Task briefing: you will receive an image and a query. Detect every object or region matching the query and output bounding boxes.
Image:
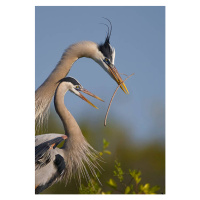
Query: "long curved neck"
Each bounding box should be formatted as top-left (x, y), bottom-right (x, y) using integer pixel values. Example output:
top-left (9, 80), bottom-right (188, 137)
top-left (35, 41), bottom-right (98, 130)
top-left (54, 83), bottom-right (100, 184)
top-left (54, 83), bottom-right (82, 139)
top-left (36, 41), bottom-right (98, 98)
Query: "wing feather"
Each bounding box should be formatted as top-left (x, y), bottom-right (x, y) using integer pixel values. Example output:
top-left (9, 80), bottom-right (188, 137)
top-left (35, 134), bottom-right (67, 168)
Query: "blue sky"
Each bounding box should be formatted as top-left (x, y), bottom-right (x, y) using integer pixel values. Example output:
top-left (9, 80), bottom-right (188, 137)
top-left (35, 6), bottom-right (165, 144)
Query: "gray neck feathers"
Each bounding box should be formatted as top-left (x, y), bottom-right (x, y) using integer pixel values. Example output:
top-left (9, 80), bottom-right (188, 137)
top-left (54, 82), bottom-right (101, 184)
top-left (54, 82), bottom-right (82, 138)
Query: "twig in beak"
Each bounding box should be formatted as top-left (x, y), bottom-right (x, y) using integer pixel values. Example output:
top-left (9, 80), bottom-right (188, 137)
top-left (119, 73), bottom-right (128, 77)
top-left (104, 73), bottom-right (134, 126)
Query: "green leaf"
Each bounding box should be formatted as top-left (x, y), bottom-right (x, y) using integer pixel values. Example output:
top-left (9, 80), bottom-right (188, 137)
top-left (129, 169), bottom-right (141, 184)
top-left (103, 139), bottom-right (109, 149)
top-left (107, 179), bottom-right (117, 188)
top-left (114, 160), bottom-right (124, 182)
top-left (143, 183), bottom-right (150, 190)
top-left (140, 183), bottom-right (150, 194)
top-left (125, 186), bottom-right (131, 194)
top-left (99, 152), bottom-right (103, 156)
top-left (103, 150), bottom-right (111, 155)
top-left (135, 177), bottom-right (141, 184)
top-left (149, 185), bottom-right (160, 194)
top-left (139, 183), bottom-right (160, 194)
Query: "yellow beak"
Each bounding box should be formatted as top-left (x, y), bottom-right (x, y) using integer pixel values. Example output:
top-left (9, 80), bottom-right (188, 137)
top-left (108, 65), bottom-right (129, 94)
top-left (79, 88), bottom-right (104, 109)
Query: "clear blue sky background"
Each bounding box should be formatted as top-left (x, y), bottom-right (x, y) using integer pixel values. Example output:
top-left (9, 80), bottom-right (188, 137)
top-left (35, 6), bottom-right (165, 144)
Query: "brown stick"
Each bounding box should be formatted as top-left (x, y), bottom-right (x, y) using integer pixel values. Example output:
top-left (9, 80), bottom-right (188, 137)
top-left (104, 73), bottom-right (134, 126)
top-left (119, 73), bottom-right (128, 77)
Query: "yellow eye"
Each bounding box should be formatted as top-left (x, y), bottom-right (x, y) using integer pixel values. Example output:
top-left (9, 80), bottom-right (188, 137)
top-left (75, 85), bottom-right (79, 89)
top-left (105, 58), bottom-right (108, 61)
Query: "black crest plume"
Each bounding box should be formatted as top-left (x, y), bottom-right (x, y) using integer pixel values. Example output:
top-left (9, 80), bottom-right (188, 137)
top-left (98, 18), bottom-right (114, 60)
top-left (102, 17), bottom-right (112, 44)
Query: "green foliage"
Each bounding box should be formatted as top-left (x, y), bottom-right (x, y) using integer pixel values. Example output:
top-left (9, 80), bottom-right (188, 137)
top-left (129, 169), bottom-right (141, 184)
top-left (139, 184), bottom-right (160, 194)
top-left (79, 178), bottom-right (102, 194)
top-left (79, 139), bottom-right (160, 194)
top-left (113, 160), bottom-right (124, 182)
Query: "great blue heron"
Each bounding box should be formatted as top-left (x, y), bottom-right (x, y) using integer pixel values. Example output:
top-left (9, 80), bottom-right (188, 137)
top-left (35, 77), bottom-right (103, 194)
top-left (35, 19), bottom-right (129, 132)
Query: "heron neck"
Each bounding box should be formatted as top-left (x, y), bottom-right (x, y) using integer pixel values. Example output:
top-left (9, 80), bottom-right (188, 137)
top-left (54, 85), bottom-right (82, 139)
top-left (35, 41), bottom-right (98, 120)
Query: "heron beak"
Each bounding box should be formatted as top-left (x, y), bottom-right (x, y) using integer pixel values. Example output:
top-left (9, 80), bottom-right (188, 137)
top-left (79, 89), bottom-right (104, 109)
top-left (81, 88), bottom-right (104, 102)
top-left (108, 64), bottom-right (129, 94)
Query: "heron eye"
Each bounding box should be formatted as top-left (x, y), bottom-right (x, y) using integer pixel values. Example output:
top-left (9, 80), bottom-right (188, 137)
top-left (75, 85), bottom-right (80, 89)
top-left (104, 58), bottom-right (110, 65)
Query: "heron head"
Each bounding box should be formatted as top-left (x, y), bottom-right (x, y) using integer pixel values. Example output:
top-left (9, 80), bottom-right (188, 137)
top-left (59, 77), bottom-right (104, 109)
top-left (94, 19), bottom-right (129, 94)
